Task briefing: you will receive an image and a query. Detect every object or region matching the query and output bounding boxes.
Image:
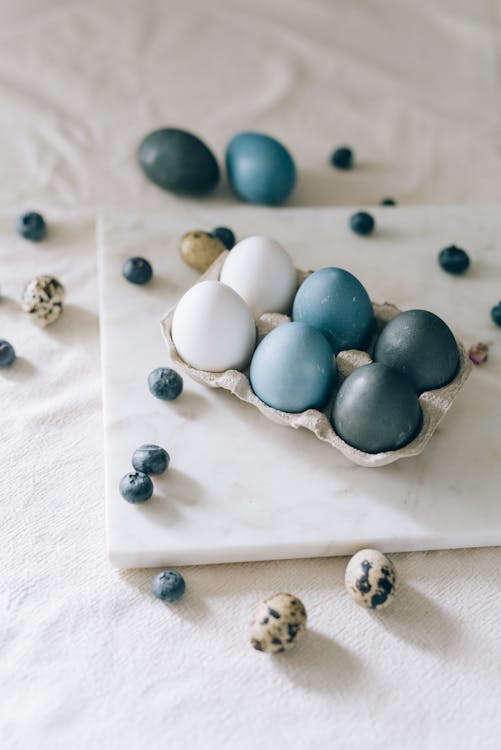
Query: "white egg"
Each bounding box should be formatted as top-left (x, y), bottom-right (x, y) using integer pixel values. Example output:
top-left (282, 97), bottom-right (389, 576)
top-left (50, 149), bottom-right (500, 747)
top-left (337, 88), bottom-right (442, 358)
top-left (219, 235), bottom-right (297, 318)
top-left (171, 280), bottom-right (256, 372)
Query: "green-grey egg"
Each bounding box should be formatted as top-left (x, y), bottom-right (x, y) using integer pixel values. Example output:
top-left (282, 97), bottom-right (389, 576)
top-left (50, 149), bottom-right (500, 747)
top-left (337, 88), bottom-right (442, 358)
top-left (332, 363), bottom-right (422, 453)
top-left (374, 309), bottom-right (460, 393)
top-left (138, 128), bottom-right (220, 195)
top-left (250, 321), bottom-right (336, 413)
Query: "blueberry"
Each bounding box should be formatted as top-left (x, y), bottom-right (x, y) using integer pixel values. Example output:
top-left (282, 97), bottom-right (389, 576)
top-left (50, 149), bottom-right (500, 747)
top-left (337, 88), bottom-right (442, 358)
top-left (148, 367), bottom-right (183, 400)
top-left (0, 339), bottom-right (15, 368)
top-left (330, 146), bottom-right (353, 170)
top-left (123, 257), bottom-right (153, 284)
top-left (119, 471), bottom-right (153, 503)
top-left (381, 198), bottom-right (396, 206)
top-left (350, 211), bottom-right (375, 236)
top-left (132, 444), bottom-right (170, 475)
top-left (16, 212), bottom-right (46, 241)
top-left (491, 302), bottom-right (501, 327)
top-left (152, 570), bottom-right (185, 602)
top-left (211, 226), bottom-right (235, 250)
top-left (438, 245), bottom-right (470, 275)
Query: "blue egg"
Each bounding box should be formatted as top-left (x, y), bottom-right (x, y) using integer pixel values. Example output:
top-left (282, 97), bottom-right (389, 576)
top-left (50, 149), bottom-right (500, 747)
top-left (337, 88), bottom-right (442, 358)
top-left (292, 267), bottom-right (375, 354)
top-left (249, 321), bottom-right (336, 413)
top-left (225, 132), bottom-right (296, 206)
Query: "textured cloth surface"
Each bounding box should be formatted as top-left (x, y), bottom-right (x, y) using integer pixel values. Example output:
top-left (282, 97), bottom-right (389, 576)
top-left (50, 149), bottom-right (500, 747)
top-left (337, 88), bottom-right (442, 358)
top-left (1, 1), bottom-right (501, 748)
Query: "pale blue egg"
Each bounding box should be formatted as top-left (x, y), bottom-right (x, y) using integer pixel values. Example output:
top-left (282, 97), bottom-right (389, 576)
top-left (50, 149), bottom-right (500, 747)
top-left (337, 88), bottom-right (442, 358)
top-left (292, 267), bottom-right (375, 354)
top-left (225, 132), bottom-right (296, 206)
top-left (249, 321), bottom-right (336, 413)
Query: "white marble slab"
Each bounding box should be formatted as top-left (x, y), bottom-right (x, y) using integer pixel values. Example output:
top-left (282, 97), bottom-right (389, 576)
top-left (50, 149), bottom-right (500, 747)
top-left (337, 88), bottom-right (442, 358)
top-left (97, 206), bottom-right (501, 568)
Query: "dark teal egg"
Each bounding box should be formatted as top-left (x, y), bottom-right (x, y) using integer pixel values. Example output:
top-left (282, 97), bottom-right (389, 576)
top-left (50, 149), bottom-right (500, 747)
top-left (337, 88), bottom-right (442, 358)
top-left (292, 267), bottom-right (375, 354)
top-left (332, 363), bottom-right (422, 454)
top-left (374, 309), bottom-right (460, 393)
top-left (249, 322), bottom-right (335, 413)
top-left (138, 128), bottom-right (220, 195)
top-left (225, 132), bottom-right (296, 206)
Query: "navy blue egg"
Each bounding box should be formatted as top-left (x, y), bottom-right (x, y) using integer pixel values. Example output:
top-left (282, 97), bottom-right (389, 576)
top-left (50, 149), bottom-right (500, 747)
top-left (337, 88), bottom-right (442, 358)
top-left (374, 309), bottom-right (460, 393)
top-left (292, 267), bottom-right (375, 354)
top-left (225, 132), bottom-right (296, 206)
top-left (249, 321), bottom-right (335, 413)
top-left (332, 363), bottom-right (422, 454)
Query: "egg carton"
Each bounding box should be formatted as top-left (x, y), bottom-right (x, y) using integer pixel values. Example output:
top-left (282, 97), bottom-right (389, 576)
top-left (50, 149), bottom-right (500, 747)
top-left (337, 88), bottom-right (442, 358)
top-left (160, 252), bottom-right (472, 468)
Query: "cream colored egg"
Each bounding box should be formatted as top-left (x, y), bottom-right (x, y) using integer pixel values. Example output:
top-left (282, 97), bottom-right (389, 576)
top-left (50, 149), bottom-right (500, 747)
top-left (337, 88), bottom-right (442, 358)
top-left (171, 280), bottom-right (256, 372)
top-left (219, 235), bottom-right (297, 318)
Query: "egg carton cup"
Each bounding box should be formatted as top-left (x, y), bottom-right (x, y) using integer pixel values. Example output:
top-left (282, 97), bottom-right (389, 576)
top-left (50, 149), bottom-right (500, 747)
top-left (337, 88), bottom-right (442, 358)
top-left (161, 252), bottom-right (472, 468)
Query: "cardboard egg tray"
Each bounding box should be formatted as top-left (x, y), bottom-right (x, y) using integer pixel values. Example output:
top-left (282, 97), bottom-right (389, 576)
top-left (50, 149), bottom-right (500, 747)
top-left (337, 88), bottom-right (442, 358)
top-left (161, 251), bottom-right (472, 467)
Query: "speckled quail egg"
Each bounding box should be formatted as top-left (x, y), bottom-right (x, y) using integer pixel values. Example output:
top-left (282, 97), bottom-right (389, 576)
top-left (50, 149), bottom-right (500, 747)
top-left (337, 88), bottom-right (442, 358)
top-left (179, 230), bottom-right (226, 273)
top-left (21, 275), bottom-right (65, 326)
top-left (345, 549), bottom-right (396, 610)
top-left (249, 593), bottom-right (307, 654)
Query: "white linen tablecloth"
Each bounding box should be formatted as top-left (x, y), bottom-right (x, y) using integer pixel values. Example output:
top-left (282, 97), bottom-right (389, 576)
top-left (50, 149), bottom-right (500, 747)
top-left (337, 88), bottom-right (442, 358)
top-left (1, 2), bottom-right (501, 748)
